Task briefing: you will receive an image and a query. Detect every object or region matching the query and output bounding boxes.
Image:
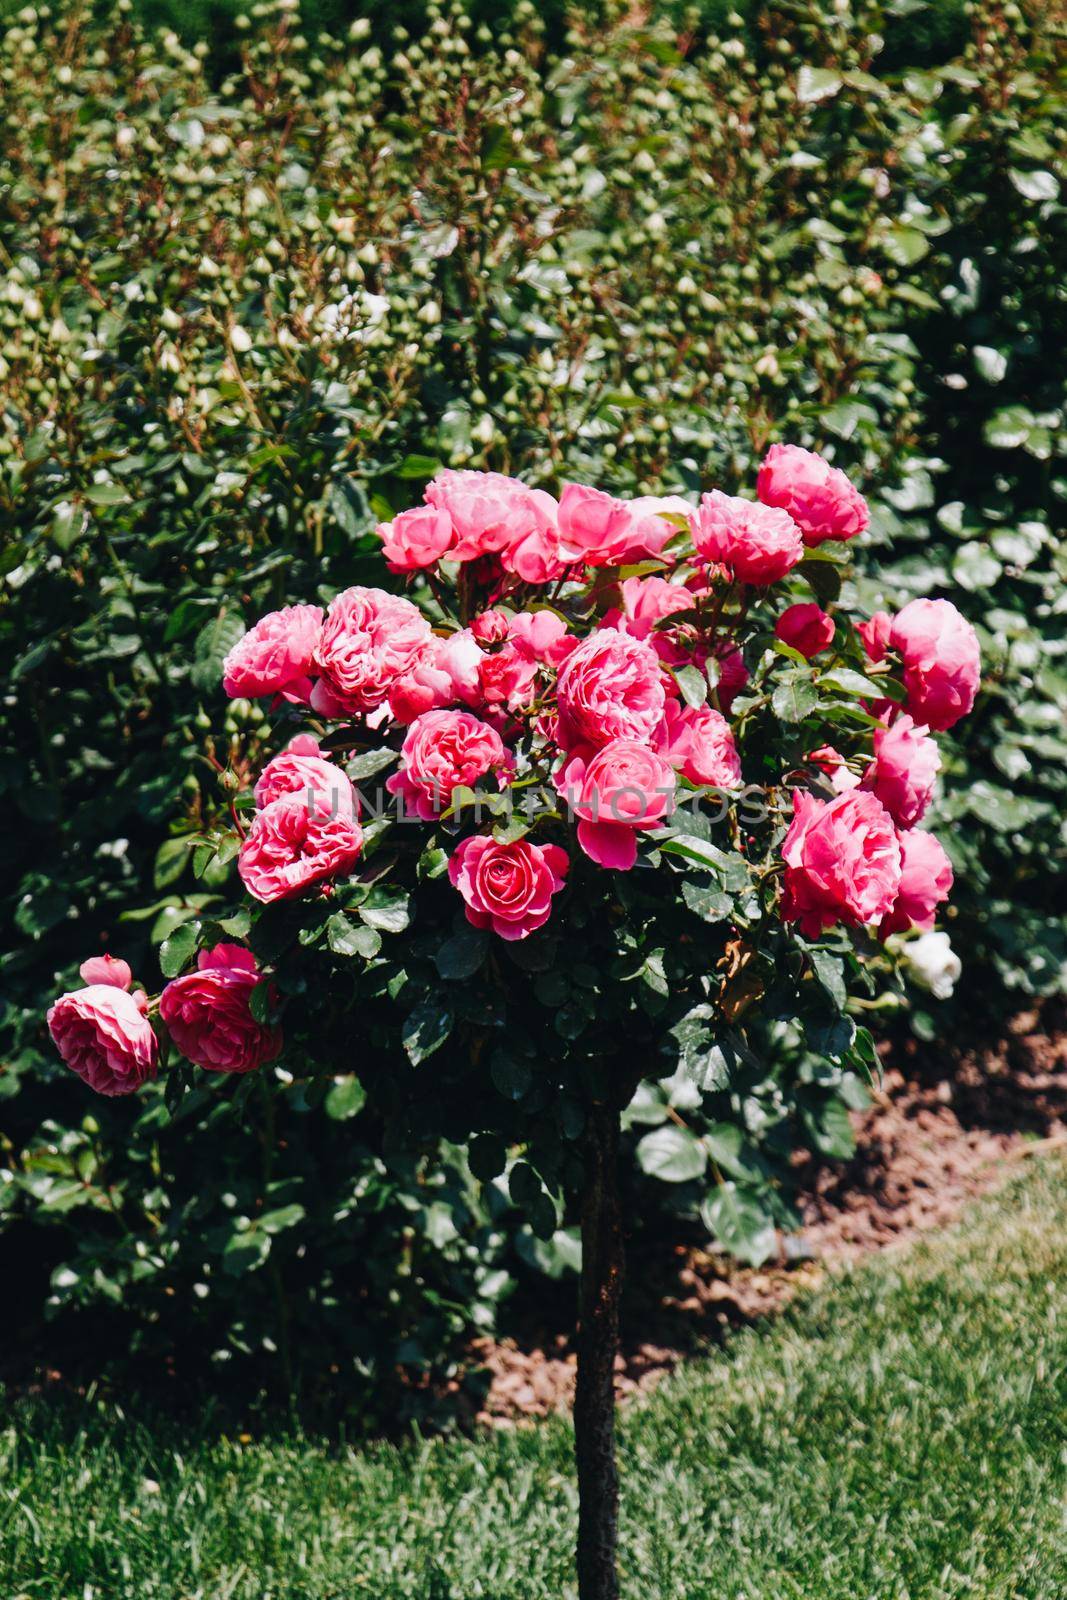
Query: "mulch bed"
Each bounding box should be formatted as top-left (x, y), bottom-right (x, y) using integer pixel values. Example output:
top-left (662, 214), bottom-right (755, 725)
top-left (470, 1003), bottom-right (1067, 1425)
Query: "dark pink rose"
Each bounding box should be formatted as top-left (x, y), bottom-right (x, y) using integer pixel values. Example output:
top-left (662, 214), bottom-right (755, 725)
top-left (775, 602), bottom-right (836, 659)
top-left (558, 739), bottom-right (676, 871)
top-left (712, 640), bottom-right (749, 715)
top-left (160, 944), bottom-right (282, 1073)
top-left (858, 610), bottom-right (892, 662)
top-left (254, 741), bottom-right (356, 816)
top-left (478, 644), bottom-right (539, 722)
top-left (757, 443), bottom-right (869, 546)
top-left (864, 713), bottom-right (940, 828)
top-left (880, 829), bottom-right (954, 938)
top-left (448, 834), bottom-right (569, 940)
top-left (556, 483), bottom-right (673, 567)
top-left (222, 605), bottom-right (323, 702)
top-left (470, 609), bottom-right (511, 645)
top-left (238, 790), bottom-right (364, 903)
top-left (689, 491), bottom-right (804, 585)
top-left (311, 586), bottom-right (435, 718)
top-left (387, 709), bottom-right (510, 820)
top-left (78, 954), bottom-right (133, 989)
top-left (655, 700), bottom-right (741, 789)
top-left (556, 630), bottom-right (665, 751)
top-left (889, 598), bottom-right (981, 731)
top-left (780, 788), bottom-right (902, 937)
top-left (47, 985), bottom-right (157, 1097)
top-left (379, 505), bottom-right (455, 571)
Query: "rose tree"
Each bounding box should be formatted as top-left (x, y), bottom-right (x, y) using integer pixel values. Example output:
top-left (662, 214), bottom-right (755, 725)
top-left (46, 446), bottom-right (979, 1600)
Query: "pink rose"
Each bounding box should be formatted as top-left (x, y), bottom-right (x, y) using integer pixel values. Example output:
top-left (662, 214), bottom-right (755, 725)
top-left (556, 483), bottom-right (672, 567)
top-left (507, 610), bottom-right (574, 667)
top-left (425, 470), bottom-right (556, 566)
top-left (858, 610), bottom-right (892, 662)
top-left (47, 985), bottom-right (158, 1097)
top-left (448, 834), bottom-right (569, 940)
top-left (478, 644), bottom-right (539, 722)
top-left (238, 790), bottom-right (364, 903)
top-left (556, 630), bottom-right (665, 751)
top-left (78, 954), bottom-right (133, 989)
top-left (558, 739), bottom-right (676, 870)
top-left (254, 740), bottom-right (356, 816)
top-left (775, 602), bottom-right (836, 659)
top-left (603, 575), bottom-right (693, 642)
top-left (655, 700), bottom-right (741, 789)
top-left (808, 745), bottom-right (861, 794)
top-left (159, 943), bottom-right (282, 1073)
top-left (756, 443), bottom-right (869, 546)
top-left (689, 491), bottom-right (804, 586)
top-left (222, 604), bottom-right (323, 702)
top-left (386, 709), bottom-right (510, 820)
top-left (780, 788), bottom-right (902, 937)
top-left (880, 829), bottom-right (953, 938)
top-left (712, 640), bottom-right (749, 716)
top-left (311, 586), bottom-right (434, 719)
top-left (864, 713), bottom-right (940, 829)
top-left (889, 598), bottom-right (981, 731)
top-left (379, 505), bottom-right (455, 571)
top-left (470, 609), bottom-right (511, 645)
top-left (499, 489), bottom-right (566, 584)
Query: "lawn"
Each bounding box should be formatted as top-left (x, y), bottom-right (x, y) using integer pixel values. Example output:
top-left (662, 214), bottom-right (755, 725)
top-left (3, 1152), bottom-right (1065, 1599)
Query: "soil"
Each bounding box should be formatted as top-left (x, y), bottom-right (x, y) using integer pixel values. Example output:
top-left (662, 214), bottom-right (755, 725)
top-left (469, 1004), bottom-right (1067, 1426)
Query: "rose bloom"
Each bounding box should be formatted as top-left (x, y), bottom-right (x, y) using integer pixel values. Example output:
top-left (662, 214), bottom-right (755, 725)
top-left (448, 833), bottom-right (569, 940)
top-left (222, 604), bottom-right (323, 702)
top-left (47, 984), bottom-right (158, 1097)
top-left (889, 598), bottom-right (981, 731)
top-left (775, 602), bottom-right (836, 659)
top-left (238, 790), bottom-right (364, 903)
top-left (558, 739), bottom-right (676, 871)
top-left (865, 713), bottom-right (940, 829)
top-left (858, 610), bottom-right (892, 661)
top-left (655, 700), bottom-right (742, 790)
top-left (499, 489), bottom-right (566, 584)
top-left (780, 788), bottom-right (902, 937)
top-left (379, 504), bottom-right (455, 571)
top-left (311, 586), bottom-right (434, 718)
top-left (78, 954), bottom-right (133, 989)
top-left (425, 470), bottom-right (557, 566)
top-left (254, 740), bottom-right (356, 816)
top-left (387, 709), bottom-right (510, 820)
top-left (556, 483), bottom-right (673, 567)
top-left (689, 491), bottom-right (804, 586)
top-left (159, 943), bottom-right (282, 1073)
top-left (603, 575), bottom-right (693, 642)
top-left (880, 829), bottom-right (954, 938)
top-left (556, 630), bottom-right (665, 751)
top-left (808, 744), bottom-right (861, 795)
top-left (757, 443), bottom-right (869, 546)
top-left (470, 609), bottom-right (511, 645)
top-left (507, 609), bottom-right (575, 667)
top-left (477, 643), bottom-right (540, 722)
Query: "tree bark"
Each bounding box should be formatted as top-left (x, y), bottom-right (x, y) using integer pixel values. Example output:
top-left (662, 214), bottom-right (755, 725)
top-left (574, 1099), bottom-right (624, 1600)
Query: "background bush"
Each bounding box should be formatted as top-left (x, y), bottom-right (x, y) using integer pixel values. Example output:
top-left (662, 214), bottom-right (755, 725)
top-left (0, 0), bottom-right (1063, 1417)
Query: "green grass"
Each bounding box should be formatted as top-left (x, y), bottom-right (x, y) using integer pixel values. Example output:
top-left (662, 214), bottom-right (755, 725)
top-left (4, 1155), bottom-right (1066, 1600)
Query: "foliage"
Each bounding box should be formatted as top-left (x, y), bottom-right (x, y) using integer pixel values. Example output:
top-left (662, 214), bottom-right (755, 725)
top-left (3, 1153), bottom-right (1066, 1598)
top-left (0, 0), bottom-right (1063, 1402)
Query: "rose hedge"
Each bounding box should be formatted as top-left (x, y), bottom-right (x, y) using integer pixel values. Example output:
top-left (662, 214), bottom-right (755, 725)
top-left (0, 0), bottom-right (1062, 1408)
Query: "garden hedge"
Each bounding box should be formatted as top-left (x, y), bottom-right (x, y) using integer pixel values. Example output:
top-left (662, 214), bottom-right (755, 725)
top-left (0, 0), bottom-right (1063, 1417)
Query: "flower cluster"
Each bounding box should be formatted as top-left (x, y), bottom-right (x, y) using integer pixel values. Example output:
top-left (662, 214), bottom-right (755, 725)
top-left (47, 446), bottom-right (980, 1093)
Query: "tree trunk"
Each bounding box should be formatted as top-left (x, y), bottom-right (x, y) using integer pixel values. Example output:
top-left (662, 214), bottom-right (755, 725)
top-left (574, 1099), bottom-right (624, 1600)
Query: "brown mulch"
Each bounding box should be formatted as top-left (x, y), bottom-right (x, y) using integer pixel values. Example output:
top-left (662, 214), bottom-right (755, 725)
top-left (469, 1005), bottom-right (1067, 1426)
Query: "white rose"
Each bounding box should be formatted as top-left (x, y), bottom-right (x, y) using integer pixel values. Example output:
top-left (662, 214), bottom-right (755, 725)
top-left (904, 931), bottom-right (961, 1000)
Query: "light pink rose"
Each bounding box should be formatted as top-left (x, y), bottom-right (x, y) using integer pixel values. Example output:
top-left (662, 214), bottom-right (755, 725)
top-left (238, 790), bottom-right (364, 903)
top-left (379, 505), bottom-right (455, 571)
top-left (311, 586), bottom-right (434, 718)
top-left (689, 491), bottom-right (804, 586)
top-left (858, 610), bottom-right (892, 662)
top-left (864, 713), bottom-right (940, 828)
top-left (47, 985), bottom-right (158, 1097)
top-left (655, 700), bottom-right (741, 790)
top-left (880, 829), bottom-right (953, 938)
top-left (775, 602), bottom-right (836, 659)
top-left (556, 630), bottom-right (665, 751)
top-left (603, 575), bottom-right (693, 642)
top-left (757, 443), bottom-right (869, 546)
top-left (386, 709), bottom-right (510, 820)
top-left (556, 483), bottom-right (672, 567)
top-left (254, 740), bottom-right (356, 816)
top-left (558, 739), bottom-right (676, 871)
top-left (889, 598), bottom-right (981, 731)
top-left (425, 470), bottom-right (556, 566)
top-left (222, 604), bottom-right (323, 702)
top-left (448, 834), bottom-right (569, 940)
top-left (159, 944), bottom-right (282, 1073)
top-left (507, 610), bottom-right (574, 667)
top-left (499, 488), bottom-right (566, 584)
top-left (78, 954), bottom-right (133, 990)
top-left (780, 788), bottom-right (902, 937)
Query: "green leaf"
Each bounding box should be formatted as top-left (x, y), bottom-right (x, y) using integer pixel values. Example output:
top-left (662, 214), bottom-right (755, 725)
top-left (258, 1203), bottom-right (306, 1235)
top-left (345, 747), bottom-right (396, 781)
top-left (324, 1075), bottom-right (367, 1120)
top-left (701, 1184), bottom-right (777, 1266)
top-left (468, 1133), bottom-right (508, 1182)
top-left (159, 921), bottom-right (199, 978)
top-left (395, 453), bottom-right (441, 479)
top-left (635, 1125), bottom-right (707, 1184)
top-left (435, 926), bottom-right (489, 980)
top-left (191, 610), bottom-right (245, 694)
top-left (878, 224), bottom-right (930, 267)
top-left (798, 557), bottom-right (842, 606)
top-left (803, 1096), bottom-right (856, 1161)
top-left (1008, 168), bottom-right (1058, 202)
top-left (818, 667), bottom-right (887, 699)
top-left (402, 999), bottom-right (453, 1065)
top-left (359, 890), bottom-right (411, 934)
top-left (809, 949), bottom-right (847, 1011)
top-left (490, 1045), bottom-right (533, 1101)
top-left (796, 66), bottom-right (842, 104)
top-left (681, 881), bottom-right (733, 923)
top-left (771, 675), bottom-right (819, 723)
top-left (674, 664), bottom-right (707, 709)
top-left (326, 912), bottom-right (380, 959)
top-left (153, 837), bottom-right (190, 890)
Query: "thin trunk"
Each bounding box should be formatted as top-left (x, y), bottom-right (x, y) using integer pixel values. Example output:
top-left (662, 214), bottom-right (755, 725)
top-left (574, 1099), bottom-right (623, 1600)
